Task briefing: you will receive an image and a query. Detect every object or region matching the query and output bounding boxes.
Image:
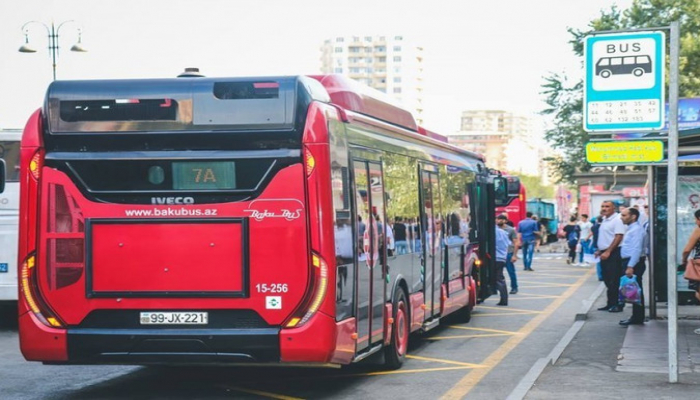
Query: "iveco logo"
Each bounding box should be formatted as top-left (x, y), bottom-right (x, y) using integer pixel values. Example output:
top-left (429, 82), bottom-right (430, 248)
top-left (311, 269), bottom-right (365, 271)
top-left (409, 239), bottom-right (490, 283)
top-left (151, 197), bottom-right (195, 205)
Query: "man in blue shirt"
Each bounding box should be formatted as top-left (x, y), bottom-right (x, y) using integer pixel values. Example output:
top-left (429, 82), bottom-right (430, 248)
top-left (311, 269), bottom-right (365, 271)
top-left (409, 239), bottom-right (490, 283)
top-left (517, 212), bottom-right (539, 271)
top-left (618, 207), bottom-right (646, 326)
top-left (494, 224), bottom-right (511, 306)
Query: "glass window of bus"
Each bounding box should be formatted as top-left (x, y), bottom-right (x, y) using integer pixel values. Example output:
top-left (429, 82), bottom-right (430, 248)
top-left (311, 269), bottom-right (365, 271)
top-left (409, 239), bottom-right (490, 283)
top-left (623, 57), bottom-right (636, 65)
top-left (636, 56), bottom-right (650, 64)
top-left (0, 141), bottom-right (20, 182)
top-left (384, 153), bottom-right (420, 256)
top-left (598, 58), bottom-right (610, 66)
top-left (611, 58), bottom-right (622, 66)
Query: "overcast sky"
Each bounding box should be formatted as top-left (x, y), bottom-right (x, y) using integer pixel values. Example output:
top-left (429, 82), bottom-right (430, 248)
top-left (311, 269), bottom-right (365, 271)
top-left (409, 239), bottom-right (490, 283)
top-left (0, 0), bottom-right (632, 134)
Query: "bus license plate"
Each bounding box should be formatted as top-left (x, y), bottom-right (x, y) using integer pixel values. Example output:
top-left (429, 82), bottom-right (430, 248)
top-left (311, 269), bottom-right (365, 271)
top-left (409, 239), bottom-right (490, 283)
top-left (139, 312), bottom-right (208, 325)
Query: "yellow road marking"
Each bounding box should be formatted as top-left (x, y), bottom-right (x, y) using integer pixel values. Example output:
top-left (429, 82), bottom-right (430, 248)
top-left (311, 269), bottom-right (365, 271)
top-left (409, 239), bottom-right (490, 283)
top-left (509, 296), bottom-right (561, 300)
top-left (406, 354), bottom-right (486, 368)
top-left (471, 312), bottom-right (541, 317)
top-left (429, 333), bottom-right (512, 340)
top-left (351, 366), bottom-right (474, 376)
top-left (225, 386), bottom-right (305, 400)
top-left (510, 293), bottom-right (561, 299)
top-left (478, 305), bottom-right (543, 313)
top-left (440, 267), bottom-right (594, 400)
top-left (517, 280), bottom-right (575, 287)
top-left (447, 326), bottom-right (519, 335)
top-left (524, 272), bottom-right (587, 278)
top-left (518, 285), bottom-right (574, 289)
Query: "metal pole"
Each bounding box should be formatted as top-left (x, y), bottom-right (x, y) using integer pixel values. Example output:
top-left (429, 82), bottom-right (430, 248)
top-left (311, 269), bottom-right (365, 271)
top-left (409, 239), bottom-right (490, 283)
top-left (648, 165), bottom-right (656, 319)
top-left (50, 22), bottom-right (57, 81)
top-left (667, 20), bottom-right (680, 383)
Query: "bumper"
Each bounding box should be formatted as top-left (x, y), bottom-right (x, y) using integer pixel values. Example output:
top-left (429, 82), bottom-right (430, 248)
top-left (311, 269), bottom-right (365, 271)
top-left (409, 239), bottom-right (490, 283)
top-left (64, 327), bottom-right (280, 365)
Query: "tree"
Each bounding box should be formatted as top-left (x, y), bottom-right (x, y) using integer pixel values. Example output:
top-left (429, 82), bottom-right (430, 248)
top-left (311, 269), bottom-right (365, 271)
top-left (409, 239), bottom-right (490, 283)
top-left (519, 175), bottom-right (555, 200)
top-left (542, 0), bottom-right (700, 183)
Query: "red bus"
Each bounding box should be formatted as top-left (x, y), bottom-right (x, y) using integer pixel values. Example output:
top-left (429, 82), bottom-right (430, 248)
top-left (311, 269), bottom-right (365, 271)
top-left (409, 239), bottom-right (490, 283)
top-left (495, 175), bottom-right (526, 226)
top-left (11, 73), bottom-right (504, 369)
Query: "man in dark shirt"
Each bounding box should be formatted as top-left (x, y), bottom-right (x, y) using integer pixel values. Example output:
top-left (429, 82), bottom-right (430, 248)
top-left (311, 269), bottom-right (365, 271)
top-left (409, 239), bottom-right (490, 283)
top-left (393, 217), bottom-right (408, 254)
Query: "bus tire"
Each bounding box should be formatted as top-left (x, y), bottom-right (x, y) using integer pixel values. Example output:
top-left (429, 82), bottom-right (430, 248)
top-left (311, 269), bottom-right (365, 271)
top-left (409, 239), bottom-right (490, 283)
top-left (633, 68), bottom-right (644, 77)
top-left (384, 288), bottom-right (409, 369)
top-left (455, 303), bottom-right (472, 323)
top-left (600, 70), bottom-right (611, 78)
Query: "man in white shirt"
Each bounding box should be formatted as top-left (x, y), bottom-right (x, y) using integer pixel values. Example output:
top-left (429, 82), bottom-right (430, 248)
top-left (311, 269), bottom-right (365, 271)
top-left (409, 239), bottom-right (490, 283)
top-left (577, 214), bottom-right (593, 266)
top-left (618, 207), bottom-right (646, 326)
top-left (595, 201), bottom-right (627, 312)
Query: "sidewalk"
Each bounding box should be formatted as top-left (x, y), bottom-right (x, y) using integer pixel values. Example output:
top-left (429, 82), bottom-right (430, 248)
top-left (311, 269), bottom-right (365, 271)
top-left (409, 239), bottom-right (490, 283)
top-left (526, 277), bottom-right (700, 399)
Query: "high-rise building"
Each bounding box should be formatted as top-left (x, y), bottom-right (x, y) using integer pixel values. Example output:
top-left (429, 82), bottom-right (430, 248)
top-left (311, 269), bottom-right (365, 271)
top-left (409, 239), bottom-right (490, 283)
top-left (448, 110), bottom-right (548, 179)
top-left (320, 36), bottom-right (424, 123)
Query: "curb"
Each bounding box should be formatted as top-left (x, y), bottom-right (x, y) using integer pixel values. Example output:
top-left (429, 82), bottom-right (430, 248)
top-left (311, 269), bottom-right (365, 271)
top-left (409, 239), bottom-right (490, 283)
top-left (506, 282), bottom-right (606, 400)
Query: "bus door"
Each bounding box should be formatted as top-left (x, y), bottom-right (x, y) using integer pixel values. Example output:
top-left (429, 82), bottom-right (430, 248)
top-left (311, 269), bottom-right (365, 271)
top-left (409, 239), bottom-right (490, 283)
top-left (352, 159), bottom-right (386, 352)
top-left (0, 132), bottom-right (20, 302)
top-left (420, 166), bottom-right (442, 320)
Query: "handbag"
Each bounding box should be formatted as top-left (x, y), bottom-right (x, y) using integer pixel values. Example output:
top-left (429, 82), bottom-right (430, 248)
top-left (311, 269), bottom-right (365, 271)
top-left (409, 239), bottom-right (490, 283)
top-left (684, 257), bottom-right (700, 281)
top-left (619, 275), bottom-right (642, 305)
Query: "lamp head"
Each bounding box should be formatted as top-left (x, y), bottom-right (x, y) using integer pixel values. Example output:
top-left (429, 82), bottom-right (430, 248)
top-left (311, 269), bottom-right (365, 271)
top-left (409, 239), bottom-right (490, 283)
top-left (18, 33), bottom-right (36, 53)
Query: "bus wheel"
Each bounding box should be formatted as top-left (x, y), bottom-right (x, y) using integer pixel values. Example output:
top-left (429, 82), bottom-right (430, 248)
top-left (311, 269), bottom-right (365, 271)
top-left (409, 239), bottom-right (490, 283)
top-left (633, 68), bottom-right (644, 77)
top-left (455, 303), bottom-right (472, 323)
top-left (600, 70), bottom-right (611, 78)
top-left (384, 289), bottom-right (409, 369)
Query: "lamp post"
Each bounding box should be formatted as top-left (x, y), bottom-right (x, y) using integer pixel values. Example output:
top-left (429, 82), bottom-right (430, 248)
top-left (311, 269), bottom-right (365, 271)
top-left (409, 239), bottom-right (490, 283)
top-left (19, 20), bottom-right (87, 81)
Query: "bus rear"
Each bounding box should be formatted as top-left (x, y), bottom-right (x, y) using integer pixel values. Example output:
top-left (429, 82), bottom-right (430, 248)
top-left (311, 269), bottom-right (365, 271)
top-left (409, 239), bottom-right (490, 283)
top-left (0, 130), bottom-right (21, 302)
top-left (18, 76), bottom-right (341, 365)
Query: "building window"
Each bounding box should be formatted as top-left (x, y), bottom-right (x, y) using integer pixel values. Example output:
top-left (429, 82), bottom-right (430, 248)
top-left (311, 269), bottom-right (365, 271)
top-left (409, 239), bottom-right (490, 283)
top-left (393, 88), bottom-right (402, 94)
top-left (334, 68), bottom-right (344, 73)
top-left (365, 36), bottom-right (373, 42)
top-left (393, 56), bottom-right (402, 62)
top-left (349, 47), bottom-right (360, 53)
top-left (334, 47), bottom-right (343, 53)
top-left (393, 77), bottom-right (402, 83)
top-left (336, 37), bottom-right (344, 42)
top-left (366, 57), bottom-right (373, 63)
top-left (378, 56), bottom-right (386, 63)
top-left (352, 36), bottom-right (359, 42)
top-left (393, 46), bottom-right (402, 51)
top-left (375, 46), bottom-right (386, 52)
top-left (394, 36), bottom-right (403, 40)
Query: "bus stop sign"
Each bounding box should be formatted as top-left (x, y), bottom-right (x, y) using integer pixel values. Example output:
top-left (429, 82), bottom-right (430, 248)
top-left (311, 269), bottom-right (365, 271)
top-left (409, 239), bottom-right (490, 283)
top-left (584, 31), bottom-right (666, 132)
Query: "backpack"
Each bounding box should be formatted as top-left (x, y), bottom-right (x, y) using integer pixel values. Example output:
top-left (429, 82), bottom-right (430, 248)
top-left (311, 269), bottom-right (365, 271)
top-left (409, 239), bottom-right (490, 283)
top-left (567, 226), bottom-right (579, 243)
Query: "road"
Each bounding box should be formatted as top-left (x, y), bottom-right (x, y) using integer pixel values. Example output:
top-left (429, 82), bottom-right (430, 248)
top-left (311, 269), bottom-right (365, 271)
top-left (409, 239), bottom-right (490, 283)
top-left (0, 253), bottom-right (600, 400)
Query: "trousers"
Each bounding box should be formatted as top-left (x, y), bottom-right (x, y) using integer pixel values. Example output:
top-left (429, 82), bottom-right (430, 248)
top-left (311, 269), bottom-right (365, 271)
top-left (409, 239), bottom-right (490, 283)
top-left (621, 257), bottom-right (646, 322)
top-left (601, 247), bottom-right (623, 307)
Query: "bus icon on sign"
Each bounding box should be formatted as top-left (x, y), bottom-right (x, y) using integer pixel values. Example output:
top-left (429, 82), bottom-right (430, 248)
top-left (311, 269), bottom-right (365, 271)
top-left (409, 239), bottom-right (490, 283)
top-left (596, 55), bottom-right (652, 78)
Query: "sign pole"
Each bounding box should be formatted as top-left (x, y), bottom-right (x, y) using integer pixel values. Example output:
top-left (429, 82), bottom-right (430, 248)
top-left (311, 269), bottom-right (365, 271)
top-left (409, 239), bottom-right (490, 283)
top-left (667, 20), bottom-right (679, 383)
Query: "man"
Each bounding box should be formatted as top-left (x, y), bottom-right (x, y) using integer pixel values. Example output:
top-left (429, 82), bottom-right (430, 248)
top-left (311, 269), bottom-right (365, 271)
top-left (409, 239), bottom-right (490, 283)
top-left (577, 214), bottom-right (593, 266)
top-left (497, 214), bottom-right (519, 294)
top-left (595, 201), bottom-right (627, 312)
top-left (517, 212), bottom-right (539, 271)
top-left (494, 223), bottom-right (511, 306)
top-left (619, 207), bottom-right (646, 326)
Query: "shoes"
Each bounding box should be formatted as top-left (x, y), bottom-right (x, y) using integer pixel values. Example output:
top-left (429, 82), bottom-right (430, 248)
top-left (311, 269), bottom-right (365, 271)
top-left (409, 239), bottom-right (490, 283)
top-left (608, 306), bottom-right (624, 313)
top-left (597, 305), bottom-right (612, 311)
top-left (619, 319), bottom-right (644, 326)
top-left (566, 259), bottom-right (570, 264)
top-left (510, 289), bottom-right (518, 294)
top-left (527, 268), bottom-right (534, 271)
top-left (496, 301), bottom-right (508, 306)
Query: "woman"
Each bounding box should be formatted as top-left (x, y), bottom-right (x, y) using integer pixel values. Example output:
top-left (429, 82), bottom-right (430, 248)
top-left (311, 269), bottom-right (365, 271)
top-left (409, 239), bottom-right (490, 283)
top-left (681, 209), bottom-right (700, 307)
top-left (562, 216), bottom-right (581, 265)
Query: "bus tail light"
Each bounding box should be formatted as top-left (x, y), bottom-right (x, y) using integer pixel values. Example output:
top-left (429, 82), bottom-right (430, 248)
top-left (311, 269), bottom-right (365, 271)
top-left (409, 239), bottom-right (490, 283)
top-left (29, 150), bottom-right (43, 181)
top-left (305, 147), bottom-right (316, 177)
top-left (284, 252), bottom-right (328, 328)
top-left (20, 253), bottom-right (63, 328)
top-left (46, 184), bottom-right (85, 290)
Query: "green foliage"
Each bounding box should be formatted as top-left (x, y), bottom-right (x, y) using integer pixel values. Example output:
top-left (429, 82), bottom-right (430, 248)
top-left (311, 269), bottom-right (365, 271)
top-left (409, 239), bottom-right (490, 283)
top-left (542, 0), bottom-right (700, 183)
top-left (519, 175), bottom-right (555, 199)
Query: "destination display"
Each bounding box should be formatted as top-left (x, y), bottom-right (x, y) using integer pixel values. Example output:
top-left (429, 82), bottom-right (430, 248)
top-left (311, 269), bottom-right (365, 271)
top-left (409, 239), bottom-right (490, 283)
top-left (172, 161), bottom-right (237, 190)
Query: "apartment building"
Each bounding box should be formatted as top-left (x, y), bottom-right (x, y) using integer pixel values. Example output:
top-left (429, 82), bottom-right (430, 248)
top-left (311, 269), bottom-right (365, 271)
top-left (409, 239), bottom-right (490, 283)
top-left (320, 35), bottom-right (424, 122)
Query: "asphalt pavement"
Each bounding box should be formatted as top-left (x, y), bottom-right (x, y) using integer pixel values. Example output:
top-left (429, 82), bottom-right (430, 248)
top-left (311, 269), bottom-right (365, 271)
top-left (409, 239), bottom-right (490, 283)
top-left (525, 247), bottom-right (700, 399)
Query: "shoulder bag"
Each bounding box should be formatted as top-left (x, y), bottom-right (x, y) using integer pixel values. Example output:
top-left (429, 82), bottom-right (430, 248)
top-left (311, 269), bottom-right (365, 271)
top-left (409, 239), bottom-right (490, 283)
top-left (684, 254), bottom-right (700, 281)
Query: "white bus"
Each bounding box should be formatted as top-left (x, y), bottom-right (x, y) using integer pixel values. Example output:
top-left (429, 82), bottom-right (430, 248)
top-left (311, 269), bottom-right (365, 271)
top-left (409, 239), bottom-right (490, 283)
top-left (0, 130), bottom-right (21, 302)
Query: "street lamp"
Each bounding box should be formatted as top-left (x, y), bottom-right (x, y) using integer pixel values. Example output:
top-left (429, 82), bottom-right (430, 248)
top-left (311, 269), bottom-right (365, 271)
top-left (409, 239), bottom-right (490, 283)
top-left (19, 20), bottom-right (87, 81)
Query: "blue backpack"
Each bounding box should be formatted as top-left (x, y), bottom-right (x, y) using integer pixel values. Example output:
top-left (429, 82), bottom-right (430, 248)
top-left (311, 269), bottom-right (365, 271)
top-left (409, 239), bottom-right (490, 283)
top-left (567, 227), bottom-right (579, 244)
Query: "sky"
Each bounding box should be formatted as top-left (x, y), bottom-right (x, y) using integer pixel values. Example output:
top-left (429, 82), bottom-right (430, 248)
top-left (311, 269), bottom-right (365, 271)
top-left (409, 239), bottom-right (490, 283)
top-left (0, 0), bottom-right (633, 135)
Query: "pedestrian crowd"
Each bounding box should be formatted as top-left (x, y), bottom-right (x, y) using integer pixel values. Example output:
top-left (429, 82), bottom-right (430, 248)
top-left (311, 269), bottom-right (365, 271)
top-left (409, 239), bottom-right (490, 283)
top-left (496, 201), bottom-right (651, 327)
